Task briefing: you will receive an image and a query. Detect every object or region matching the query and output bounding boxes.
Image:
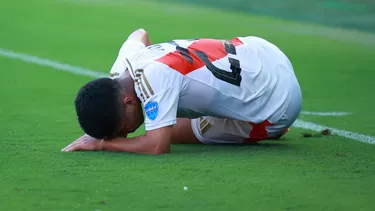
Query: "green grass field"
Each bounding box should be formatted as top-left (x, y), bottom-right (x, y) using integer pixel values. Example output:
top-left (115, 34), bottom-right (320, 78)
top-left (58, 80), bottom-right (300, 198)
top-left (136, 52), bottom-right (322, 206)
top-left (1, 0), bottom-right (375, 210)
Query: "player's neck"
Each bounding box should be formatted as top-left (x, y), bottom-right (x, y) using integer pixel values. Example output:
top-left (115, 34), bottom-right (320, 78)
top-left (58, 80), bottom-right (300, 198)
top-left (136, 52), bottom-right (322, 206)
top-left (117, 72), bottom-right (135, 96)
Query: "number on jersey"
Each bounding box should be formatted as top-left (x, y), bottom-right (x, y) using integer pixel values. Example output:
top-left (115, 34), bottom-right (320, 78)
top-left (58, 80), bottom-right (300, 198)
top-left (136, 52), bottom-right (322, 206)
top-left (167, 39), bottom-right (242, 86)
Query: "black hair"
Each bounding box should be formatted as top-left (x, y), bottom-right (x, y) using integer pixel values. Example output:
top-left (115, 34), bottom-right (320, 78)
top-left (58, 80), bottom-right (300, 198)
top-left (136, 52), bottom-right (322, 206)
top-left (74, 78), bottom-right (123, 139)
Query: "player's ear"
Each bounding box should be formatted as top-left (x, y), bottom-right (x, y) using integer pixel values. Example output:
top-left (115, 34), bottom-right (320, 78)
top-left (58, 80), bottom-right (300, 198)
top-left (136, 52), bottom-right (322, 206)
top-left (123, 96), bottom-right (139, 107)
top-left (122, 96), bottom-right (133, 106)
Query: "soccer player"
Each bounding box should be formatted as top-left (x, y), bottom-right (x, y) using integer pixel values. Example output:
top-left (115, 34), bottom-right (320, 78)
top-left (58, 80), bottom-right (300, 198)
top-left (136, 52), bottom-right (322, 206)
top-left (61, 28), bottom-right (302, 154)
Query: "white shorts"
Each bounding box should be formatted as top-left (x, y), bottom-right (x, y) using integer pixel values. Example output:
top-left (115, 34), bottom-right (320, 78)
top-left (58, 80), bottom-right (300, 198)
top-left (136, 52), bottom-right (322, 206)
top-left (191, 62), bottom-right (302, 144)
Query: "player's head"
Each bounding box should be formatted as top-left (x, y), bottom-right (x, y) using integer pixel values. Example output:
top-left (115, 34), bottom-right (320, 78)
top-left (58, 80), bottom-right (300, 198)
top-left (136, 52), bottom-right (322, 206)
top-left (74, 77), bottom-right (144, 139)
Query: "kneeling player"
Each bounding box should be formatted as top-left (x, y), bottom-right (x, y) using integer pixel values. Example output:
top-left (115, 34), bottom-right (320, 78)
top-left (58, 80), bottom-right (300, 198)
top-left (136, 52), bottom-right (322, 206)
top-left (62, 28), bottom-right (302, 154)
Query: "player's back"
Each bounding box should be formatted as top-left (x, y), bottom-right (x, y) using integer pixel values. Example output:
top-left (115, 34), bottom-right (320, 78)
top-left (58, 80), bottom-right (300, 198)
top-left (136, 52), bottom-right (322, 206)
top-left (123, 36), bottom-right (295, 125)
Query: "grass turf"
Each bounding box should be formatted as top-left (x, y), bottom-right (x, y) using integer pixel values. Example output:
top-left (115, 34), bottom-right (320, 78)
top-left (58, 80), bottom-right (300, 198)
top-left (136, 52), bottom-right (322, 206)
top-left (1, 0), bottom-right (375, 210)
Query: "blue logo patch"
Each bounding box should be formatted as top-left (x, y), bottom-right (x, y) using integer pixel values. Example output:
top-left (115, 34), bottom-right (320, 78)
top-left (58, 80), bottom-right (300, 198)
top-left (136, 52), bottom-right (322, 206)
top-left (144, 101), bottom-right (159, 121)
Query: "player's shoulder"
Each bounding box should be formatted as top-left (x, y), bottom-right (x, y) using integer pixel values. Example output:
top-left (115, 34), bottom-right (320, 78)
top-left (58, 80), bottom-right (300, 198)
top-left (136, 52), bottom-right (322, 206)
top-left (130, 60), bottom-right (172, 78)
top-left (130, 61), bottom-right (181, 98)
top-left (132, 61), bottom-right (181, 90)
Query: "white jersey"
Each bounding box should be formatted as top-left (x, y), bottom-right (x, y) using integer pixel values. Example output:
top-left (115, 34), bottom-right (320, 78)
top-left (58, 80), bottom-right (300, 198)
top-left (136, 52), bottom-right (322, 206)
top-left (110, 36), bottom-right (295, 131)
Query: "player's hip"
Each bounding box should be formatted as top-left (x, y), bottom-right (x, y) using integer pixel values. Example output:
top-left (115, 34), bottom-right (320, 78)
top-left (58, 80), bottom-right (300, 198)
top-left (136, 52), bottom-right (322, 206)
top-left (190, 75), bottom-right (302, 144)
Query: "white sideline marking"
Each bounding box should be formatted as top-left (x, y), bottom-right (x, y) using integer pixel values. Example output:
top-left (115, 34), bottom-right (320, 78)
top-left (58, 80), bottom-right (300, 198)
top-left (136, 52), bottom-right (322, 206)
top-left (0, 48), bottom-right (374, 145)
top-left (0, 48), bottom-right (107, 78)
top-left (301, 111), bottom-right (351, 116)
top-left (293, 120), bottom-right (375, 145)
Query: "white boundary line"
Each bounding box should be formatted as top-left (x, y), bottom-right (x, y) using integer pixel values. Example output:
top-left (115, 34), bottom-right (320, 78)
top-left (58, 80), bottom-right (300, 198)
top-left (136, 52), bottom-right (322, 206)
top-left (1, 48), bottom-right (374, 145)
top-left (0, 48), bottom-right (107, 78)
top-left (300, 111), bottom-right (352, 116)
top-left (293, 120), bottom-right (375, 144)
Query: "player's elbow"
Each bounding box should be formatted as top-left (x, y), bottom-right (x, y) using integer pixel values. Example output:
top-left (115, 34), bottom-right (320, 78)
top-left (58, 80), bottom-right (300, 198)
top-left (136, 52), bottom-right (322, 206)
top-left (142, 138), bottom-right (170, 154)
top-left (144, 127), bottom-right (173, 154)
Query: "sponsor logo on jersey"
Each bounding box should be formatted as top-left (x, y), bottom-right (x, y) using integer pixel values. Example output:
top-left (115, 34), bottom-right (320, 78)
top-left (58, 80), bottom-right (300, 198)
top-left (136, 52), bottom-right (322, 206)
top-left (145, 101), bottom-right (159, 121)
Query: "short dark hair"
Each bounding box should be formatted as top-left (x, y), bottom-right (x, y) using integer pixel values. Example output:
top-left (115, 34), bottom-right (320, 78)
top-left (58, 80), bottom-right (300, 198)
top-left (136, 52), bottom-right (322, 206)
top-left (74, 78), bottom-right (123, 139)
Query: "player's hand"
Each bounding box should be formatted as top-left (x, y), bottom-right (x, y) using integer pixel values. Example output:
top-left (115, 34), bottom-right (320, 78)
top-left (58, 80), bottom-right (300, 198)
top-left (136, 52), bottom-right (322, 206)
top-left (61, 134), bottom-right (104, 152)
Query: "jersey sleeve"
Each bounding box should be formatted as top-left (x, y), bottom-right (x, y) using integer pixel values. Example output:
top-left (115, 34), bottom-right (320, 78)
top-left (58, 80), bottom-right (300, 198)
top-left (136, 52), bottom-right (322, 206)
top-left (132, 63), bottom-right (181, 131)
top-left (109, 39), bottom-right (146, 79)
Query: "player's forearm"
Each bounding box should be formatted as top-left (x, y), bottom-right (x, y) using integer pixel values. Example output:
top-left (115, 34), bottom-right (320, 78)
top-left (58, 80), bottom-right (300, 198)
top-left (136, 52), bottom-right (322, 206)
top-left (101, 135), bottom-right (170, 154)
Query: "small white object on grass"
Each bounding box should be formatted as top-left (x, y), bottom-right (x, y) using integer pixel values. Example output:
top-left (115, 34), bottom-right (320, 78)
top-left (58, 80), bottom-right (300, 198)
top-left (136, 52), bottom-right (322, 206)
top-left (183, 186), bottom-right (188, 191)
